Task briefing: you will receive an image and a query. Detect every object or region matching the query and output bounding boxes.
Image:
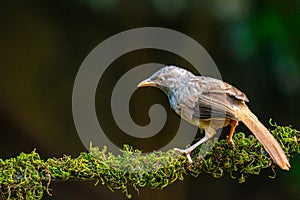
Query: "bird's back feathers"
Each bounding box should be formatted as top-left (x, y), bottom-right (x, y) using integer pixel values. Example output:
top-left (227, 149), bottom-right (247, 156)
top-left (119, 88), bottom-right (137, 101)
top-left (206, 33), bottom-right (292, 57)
top-left (172, 75), bottom-right (248, 122)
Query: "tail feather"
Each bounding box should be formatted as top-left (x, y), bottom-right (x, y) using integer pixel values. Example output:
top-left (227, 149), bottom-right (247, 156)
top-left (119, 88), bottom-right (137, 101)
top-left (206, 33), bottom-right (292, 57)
top-left (235, 103), bottom-right (290, 170)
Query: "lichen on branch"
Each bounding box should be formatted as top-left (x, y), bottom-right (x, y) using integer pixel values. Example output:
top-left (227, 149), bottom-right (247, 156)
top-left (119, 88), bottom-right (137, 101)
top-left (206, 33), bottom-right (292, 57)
top-left (0, 121), bottom-right (299, 199)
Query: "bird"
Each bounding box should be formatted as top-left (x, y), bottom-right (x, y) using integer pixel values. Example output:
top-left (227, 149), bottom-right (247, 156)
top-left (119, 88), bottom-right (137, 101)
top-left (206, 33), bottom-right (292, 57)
top-left (137, 65), bottom-right (290, 170)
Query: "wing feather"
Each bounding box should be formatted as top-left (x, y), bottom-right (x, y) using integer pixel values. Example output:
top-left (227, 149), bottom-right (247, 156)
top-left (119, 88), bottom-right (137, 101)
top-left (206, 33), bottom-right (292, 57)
top-left (190, 76), bottom-right (248, 120)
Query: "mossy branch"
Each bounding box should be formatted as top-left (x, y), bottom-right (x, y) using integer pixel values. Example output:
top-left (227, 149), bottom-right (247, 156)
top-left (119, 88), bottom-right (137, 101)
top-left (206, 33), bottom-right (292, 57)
top-left (0, 121), bottom-right (299, 199)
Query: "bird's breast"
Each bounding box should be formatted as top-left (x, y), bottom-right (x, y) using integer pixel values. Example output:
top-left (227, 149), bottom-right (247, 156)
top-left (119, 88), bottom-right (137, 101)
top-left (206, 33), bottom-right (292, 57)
top-left (167, 90), bottom-right (200, 126)
top-left (168, 92), bottom-right (179, 112)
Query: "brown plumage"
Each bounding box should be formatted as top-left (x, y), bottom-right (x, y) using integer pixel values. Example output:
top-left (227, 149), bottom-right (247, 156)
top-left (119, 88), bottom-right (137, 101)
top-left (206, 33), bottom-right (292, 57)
top-left (138, 65), bottom-right (290, 170)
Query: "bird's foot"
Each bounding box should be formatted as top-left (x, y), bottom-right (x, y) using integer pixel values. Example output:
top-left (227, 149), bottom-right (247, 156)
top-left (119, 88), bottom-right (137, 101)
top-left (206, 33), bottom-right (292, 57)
top-left (173, 148), bottom-right (193, 163)
top-left (228, 138), bottom-right (235, 146)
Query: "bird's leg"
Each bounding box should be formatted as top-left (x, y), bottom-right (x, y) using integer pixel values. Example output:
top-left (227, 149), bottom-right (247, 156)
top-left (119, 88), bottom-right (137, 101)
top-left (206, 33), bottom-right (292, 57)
top-left (174, 127), bottom-right (216, 163)
top-left (228, 120), bottom-right (238, 146)
top-left (174, 135), bottom-right (210, 162)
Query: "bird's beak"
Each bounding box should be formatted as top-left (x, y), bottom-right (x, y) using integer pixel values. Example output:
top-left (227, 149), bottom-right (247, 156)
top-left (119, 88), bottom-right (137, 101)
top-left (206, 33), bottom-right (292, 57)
top-left (137, 79), bottom-right (156, 88)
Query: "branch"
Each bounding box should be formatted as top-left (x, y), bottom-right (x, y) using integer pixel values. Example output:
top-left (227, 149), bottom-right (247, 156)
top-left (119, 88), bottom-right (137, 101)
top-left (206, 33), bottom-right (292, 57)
top-left (0, 120), bottom-right (299, 199)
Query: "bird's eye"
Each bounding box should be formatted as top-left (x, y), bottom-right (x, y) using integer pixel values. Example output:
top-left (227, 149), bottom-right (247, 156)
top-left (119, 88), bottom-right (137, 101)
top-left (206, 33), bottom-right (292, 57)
top-left (158, 76), bottom-right (165, 83)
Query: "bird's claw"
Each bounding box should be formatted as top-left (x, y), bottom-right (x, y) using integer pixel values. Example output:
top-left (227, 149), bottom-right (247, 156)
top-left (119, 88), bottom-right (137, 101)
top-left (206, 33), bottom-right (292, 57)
top-left (228, 139), bottom-right (235, 146)
top-left (173, 148), bottom-right (186, 153)
top-left (173, 148), bottom-right (193, 163)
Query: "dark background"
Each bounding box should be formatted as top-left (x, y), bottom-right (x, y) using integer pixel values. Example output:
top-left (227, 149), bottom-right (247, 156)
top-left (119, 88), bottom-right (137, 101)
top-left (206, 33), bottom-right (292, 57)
top-left (0, 1), bottom-right (299, 199)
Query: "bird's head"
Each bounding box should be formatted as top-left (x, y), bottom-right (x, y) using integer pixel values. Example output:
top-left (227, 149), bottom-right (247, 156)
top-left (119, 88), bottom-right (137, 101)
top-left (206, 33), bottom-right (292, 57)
top-left (137, 65), bottom-right (195, 93)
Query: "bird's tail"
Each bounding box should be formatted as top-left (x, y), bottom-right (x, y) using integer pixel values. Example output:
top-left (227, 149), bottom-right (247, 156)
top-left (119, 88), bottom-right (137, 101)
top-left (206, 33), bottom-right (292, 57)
top-left (235, 103), bottom-right (290, 170)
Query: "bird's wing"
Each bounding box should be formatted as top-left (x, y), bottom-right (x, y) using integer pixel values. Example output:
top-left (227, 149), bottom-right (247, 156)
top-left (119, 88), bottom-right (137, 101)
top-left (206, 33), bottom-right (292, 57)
top-left (190, 76), bottom-right (248, 120)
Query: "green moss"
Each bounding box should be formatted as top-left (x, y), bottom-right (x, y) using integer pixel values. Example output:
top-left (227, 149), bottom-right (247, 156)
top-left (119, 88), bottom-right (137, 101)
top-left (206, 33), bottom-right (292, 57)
top-left (0, 150), bottom-right (50, 200)
top-left (0, 121), bottom-right (299, 199)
